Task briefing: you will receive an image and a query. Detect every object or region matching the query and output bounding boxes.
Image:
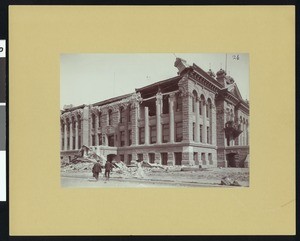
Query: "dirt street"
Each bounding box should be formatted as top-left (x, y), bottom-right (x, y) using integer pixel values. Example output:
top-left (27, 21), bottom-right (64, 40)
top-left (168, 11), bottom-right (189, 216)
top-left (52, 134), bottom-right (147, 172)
top-left (61, 164), bottom-right (249, 188)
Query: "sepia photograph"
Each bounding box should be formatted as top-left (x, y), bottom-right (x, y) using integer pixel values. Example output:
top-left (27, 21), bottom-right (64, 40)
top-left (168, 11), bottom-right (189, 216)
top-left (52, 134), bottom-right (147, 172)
top-left (60, 53), bottom-right (249, 188)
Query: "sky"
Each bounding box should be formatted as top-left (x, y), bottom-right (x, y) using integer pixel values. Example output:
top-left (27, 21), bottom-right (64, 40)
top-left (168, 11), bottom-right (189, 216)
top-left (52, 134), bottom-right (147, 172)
top-left (60, 53), bottom-right (249, 109)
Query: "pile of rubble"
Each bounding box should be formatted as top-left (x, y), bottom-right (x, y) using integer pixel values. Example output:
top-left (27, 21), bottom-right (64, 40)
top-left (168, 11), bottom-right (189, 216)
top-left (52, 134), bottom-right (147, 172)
top-left (61, 162), bottom-right (95, 173)
top-left (220, 177), bottom-right (241, 186)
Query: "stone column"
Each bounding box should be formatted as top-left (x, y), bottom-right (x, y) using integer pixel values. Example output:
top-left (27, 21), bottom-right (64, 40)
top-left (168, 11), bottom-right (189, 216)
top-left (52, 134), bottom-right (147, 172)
top-left (216, 101), bottom-right (227, 167)
top-left (82, 106), bottom-right (90, 146)
top-left (167, 152), bottom-right (174, 166)
top-left (143, 153), bottom-right (149, 163)
top-left (95, 113), bottom-right (99, 146)
top-left (75, 121), bottom-right (78, 150)
top-left (155, 152), bottom-right (161, 164)
top-left (156, 93), bottom-right (162, 144)
top-left (203, 101), bottom-right (207, 144)
top-left (246, 122), bottom-right (249, 146)
top-left (132, 152), bottom-right (138, 162)
top-left (131, 102), bottom-right (139, 145)
top-left (144, 106), bottom-right (149, 145)
top-left (211, 102), bottom-right (217, 146)
top-left (70, 121), bottom-right (73, 150)
top-left (178, 74), bottom-right (193, 143)
top-left (182, 147), bottom-right (193, 166)
top-left (198, 153), bottom-right (202, 166)
top-left (64, 123), bottom-right (67, 151)
top-left (195, 98), bottom-right (200, 142)
top-left (169, 93), bottom-right (175, 143)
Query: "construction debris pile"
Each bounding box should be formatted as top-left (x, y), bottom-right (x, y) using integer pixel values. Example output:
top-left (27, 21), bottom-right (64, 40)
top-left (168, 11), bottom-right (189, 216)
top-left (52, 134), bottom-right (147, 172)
top-left (60, 149), bottom-right (249, 186)
top-left (220, 177), bottom-right (241, 186)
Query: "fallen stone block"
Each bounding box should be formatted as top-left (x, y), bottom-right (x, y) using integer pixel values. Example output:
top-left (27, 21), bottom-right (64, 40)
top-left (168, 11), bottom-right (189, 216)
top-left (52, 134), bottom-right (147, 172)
top-left (221, 177), bottom-right (233, 185)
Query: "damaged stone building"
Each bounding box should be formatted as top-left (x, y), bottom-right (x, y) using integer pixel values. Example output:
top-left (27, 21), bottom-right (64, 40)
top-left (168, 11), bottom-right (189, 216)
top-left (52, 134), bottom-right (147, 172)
top-left (60, 58), bottom-right (249, 167)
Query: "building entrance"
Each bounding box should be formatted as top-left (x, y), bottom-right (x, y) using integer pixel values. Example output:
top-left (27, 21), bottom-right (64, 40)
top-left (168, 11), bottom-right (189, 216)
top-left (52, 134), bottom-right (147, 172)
top-left (226, 153), bottom-right (237, 167)
top-left (107, 154), bottom-right (116, 163)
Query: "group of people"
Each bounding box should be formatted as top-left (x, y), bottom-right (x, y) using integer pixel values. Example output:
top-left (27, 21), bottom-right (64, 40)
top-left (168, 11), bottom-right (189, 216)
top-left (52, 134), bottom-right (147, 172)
top-left (92, 160), bottom-right (113, 182)
top-left (92, 159), bottom-right (146, 181)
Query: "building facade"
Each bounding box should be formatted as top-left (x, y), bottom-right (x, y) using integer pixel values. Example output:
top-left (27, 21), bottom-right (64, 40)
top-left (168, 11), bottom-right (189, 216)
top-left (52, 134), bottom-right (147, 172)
top-left (60, 58), bottom-right (249, 167)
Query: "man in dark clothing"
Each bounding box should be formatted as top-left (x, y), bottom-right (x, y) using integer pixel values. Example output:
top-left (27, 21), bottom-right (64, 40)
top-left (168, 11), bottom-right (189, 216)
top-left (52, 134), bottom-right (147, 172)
top-left (92, 160), bottom-right (102, 181)
top-left (104, 160), bottom-right (113, 181)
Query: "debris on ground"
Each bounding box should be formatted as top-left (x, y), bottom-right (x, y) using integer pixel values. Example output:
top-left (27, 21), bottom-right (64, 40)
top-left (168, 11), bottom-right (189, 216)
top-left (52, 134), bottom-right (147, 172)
top-left (181, 166), bottom-right (206, 171)
top-left (61, 160), bottom-right (249, 186)
top-left (221, 177), bottom-right (241, 186)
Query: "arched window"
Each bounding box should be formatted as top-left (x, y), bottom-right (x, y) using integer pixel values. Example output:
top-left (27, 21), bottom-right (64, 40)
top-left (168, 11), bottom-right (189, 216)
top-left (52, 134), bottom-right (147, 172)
top-left (199, 95), bottom-right (205, 115)
top-left (206, 98), bottom-right (212, 118)
top-left (108, 109), bottom-right (113, 125)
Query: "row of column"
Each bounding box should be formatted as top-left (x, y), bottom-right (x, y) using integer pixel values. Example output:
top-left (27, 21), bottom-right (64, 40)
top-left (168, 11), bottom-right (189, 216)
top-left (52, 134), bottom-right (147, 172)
top-left (63, 121), bottom-right (79, 151)
top-left (143, 92), bottom-right (176, 145)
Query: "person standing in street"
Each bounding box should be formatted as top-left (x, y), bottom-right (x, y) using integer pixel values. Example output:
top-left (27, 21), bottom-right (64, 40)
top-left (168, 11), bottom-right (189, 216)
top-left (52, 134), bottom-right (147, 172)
top-left (92, 160), bottom-right (102, 181)
top-left (104, 160), bottom-right (113, 181)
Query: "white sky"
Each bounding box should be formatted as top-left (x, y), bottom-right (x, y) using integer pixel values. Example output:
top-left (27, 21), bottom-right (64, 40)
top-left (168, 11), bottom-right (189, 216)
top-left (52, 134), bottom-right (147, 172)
top-left (60, 53), bottom-right (249, 109)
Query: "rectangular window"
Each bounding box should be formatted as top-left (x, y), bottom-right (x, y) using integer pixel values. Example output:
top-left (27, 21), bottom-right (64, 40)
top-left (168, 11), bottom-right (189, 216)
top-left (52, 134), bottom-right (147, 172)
top-left (208, 153), bottom-right (212, 162)
top-left (201, 153), bottom-right (206, 165)
top-left (162, 95), bottom-right (169, 114)
top-left (98, 134), bottom-right (102, 146)
top-left (176, 95), bottom-right (182, 111)
top-left (67, 137), bottom-right (70, 150)
top-left (150, 125), bottom-right (156, 144)
top-left (128, 154), bottom-right (132, 165)
top-left (128, 130), bottom-right (132, 146)
top-left (92, 135), bottom-right (95, 146)
top-left (92, 115), bottom-right (95, 129)
top-left (175, 122), bottom-right (183, 142)
top-left (120, 108), bottom-right (125, 123)
top-left (108, 135), bottom-right (114, 147)
top-left (139, 127), bottom-right (145, 144)
top-left (207, 127), bottom-right (210, 144)
top-left (120, 131), bottom-right (125, 146)
top-left (108, 111), bottom-right (112, 125)
top-left (137, 153), bottom-right (143, 162)
top-left (200, 125), bottom-right (203, 142)
top-left (98, 114), bottom-right (101, 127)
top-left (199, 102), bottom-right (202, 115)
top-left (162, 124), bottom-right (169, 143)
top-left (161, 153), bottom-right (168, 165)
top-left (193, 123), bottom-right (195, 141)
top-left (120, 154), bottom-right (124, 162)
top-left (149, 153), bottom-right (155, 164)
top-left (175, 152), bottom-right (182, 165)
top-left (73, 137), bottom-right (75, 149)
top-left (78, 120), bottom-right (81, 129)
top-left (192, 98), bottom-right (195, 112)
top-left (194, 152), bottom-right (198, 164)
top-left (62, 138), bottom-right (64, 150)
top-left (128, 108), bottom-right (132, 122)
